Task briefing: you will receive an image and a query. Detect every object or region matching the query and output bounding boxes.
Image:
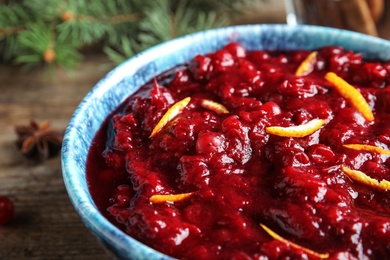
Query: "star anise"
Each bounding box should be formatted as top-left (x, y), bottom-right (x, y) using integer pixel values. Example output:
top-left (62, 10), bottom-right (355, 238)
top-left (15, 120), bottom-right (64, 161)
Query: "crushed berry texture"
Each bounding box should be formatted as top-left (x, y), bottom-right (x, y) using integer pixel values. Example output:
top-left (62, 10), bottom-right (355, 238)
top-left (87, 43), bottom-right (390, 259)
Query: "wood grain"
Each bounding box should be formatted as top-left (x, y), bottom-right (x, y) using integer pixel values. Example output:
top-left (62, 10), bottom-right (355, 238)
top-left (0, 55), bottom-right (114, 259)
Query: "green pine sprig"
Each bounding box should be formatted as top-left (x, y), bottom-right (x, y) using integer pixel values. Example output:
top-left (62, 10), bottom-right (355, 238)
top-left (0, 0), bottom-right (261, 70)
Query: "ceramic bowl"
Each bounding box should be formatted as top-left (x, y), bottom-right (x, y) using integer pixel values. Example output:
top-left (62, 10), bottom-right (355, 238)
top-left (61, 24), bottom-right (390, 259)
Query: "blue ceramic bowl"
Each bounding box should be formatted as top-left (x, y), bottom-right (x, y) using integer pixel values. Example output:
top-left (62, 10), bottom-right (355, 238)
top-left (61, 24), bottom-right (390, 259)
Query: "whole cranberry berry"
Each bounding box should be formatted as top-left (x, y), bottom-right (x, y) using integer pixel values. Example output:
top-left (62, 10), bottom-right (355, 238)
top-left (196, 132), bottom-right (225, 154)
top-left (0, 196), bottom-right (14, 225)
top-left (224, 42), bottom-right (247, 58)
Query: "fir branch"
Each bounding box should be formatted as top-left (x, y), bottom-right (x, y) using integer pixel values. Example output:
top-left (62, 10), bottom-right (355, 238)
top-left (15, 23), bottom-right (54, 66)
top-left (57, 15), bottom-right (108, 45)
top-left (0, 3), bottom-right (30, 31)
top-left (54, 44), bottom-right (83, 70)
top-left (103, 37), bottom-right (135, 65)
top-left (0, 25), bottom-right (25, 37)
top-left (0, 0), bottom-right (264, 69)
top-left (110, 13), bottom-right (143, 25)
top-left (56, 1), bottom-right (144, 46)
top-left (0, 3), bottom-right (31, 61)
top-left (0, 5), bottom-right (28, 37)
top-left (173, 1), bottom-right (229, 36)
top-left (104, 0), bottom-right (234, 65)
top-left (0, 35), bottom-right (18, 62)
top-left (23, 0), bottom-right (61, 21)
top-left (15, 21), bottom-right (81, 70)
top-left (136, 0), bottom-right (230, 49)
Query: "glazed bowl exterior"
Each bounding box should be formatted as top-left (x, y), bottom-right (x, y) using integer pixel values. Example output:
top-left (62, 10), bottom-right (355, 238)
top-left (61, 24), bottom-right (390, 259)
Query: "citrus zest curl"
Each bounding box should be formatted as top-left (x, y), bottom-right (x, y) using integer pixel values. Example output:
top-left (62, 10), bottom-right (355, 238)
top-left (200, 99), bottom-right (229, 114)
top-left (149, 97), bottom-right (191, 138)
top-left (260, 224), bottom-right (330, 259)
top-left (149, 192), bottom-right (194, 204)
top-left (325, 72), bottom-right (374, 121)
top-left (295, 51), bottom-right (318, 76)
top-left (341, 165), bottom-right (390, 191)
top-left (343, 144), bottom-right (390, 155)
top-left (266, 118), bottom-right (325, 138)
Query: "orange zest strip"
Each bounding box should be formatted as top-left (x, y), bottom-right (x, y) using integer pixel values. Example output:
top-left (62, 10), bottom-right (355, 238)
top-left (295, 51), bottom-right (318, 76)
top-left (341, 165), bottom-right (390, 191)
top-left (200, 99), bottom-right (229, 114)
top-left (325, 72), bottom-right (374, 121)
top-left (343, 144), bottom-right (390, 155)
top-left (149, 97), bottom-right (191, 138)
top-left (149, 192), bottom-right (194, 204)
top-left (260, 224), bottom-right (329, 259)
top-left (266, 118), bottom-right (325, 138)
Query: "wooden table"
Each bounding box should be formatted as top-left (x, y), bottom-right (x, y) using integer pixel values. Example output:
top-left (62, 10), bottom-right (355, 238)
top-left (0, 55), bottom-right (114, 259)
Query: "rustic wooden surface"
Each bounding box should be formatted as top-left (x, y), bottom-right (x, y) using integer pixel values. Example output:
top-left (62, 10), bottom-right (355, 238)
top-left (0, 55), bottom-right (114, 260)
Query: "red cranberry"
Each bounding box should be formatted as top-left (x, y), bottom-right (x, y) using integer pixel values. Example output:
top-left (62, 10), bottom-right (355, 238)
top-left (114, 129), bottom-right (134, 151)
top-left (307, 144), bottom-right (335, 164)
top-left (171, 70), bottom-right (190, 84)
top-left (281, 149), bottom-right (311, 167)
top-left (362, 161), bottom-right (388, 181)
top-left (336, 107), bottom-right (367, 126)
top-left (237, 59), bottom-right (261, 84)
top-left (352, 63), bottom-right (387, 88)
top-left (212, 49), bottom-right (235, 72)
top-left (232, 83), bottom-right (252, 97)
top-left (275, 55), bottom-right (288, 64)
top-left (279, 78), bottom-right (318, 98)
top-left (178, 155), bottom-right (210, 189)
top-left (0, 196), bottom-right (14, 225)
top-left (150, 80), bottom-right (169, 109)
top-left (224, 42), bottom-right (247, 58)
top-left (189, 55), bottom-right (213, 80)
top-left (260, 101), bottom-right (281, 117)
top-left (329, 52), bottom-right (362, 75)
top-left (196, 132), bottom-right (225, 154)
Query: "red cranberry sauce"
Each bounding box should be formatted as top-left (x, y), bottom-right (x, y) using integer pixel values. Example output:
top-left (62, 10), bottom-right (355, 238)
top-left (87, 43), bottom-right (390, 259)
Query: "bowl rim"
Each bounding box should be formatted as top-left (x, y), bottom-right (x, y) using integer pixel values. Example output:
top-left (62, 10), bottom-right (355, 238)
top-left (61, 23), bottom-right (390, 260)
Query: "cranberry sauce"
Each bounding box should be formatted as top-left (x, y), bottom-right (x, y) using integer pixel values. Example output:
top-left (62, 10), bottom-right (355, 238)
top-left (87, 43), bottom-right (390, 259)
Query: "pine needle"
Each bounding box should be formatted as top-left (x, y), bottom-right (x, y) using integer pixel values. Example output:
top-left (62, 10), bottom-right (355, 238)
top-left (0, 0), bottom-right (260, 70)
